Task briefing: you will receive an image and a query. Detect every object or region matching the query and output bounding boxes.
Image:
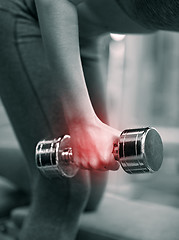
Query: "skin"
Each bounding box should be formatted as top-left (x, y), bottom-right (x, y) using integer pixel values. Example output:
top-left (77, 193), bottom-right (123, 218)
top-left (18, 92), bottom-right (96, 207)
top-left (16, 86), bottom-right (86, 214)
top-left (2, 0), bottom-right (178, 239)
top-left (19, 1), bottom-right (141, 239)
top-left (34, 0), bottom-right (153, 173)
top-left (19, 1), bottom-right (123, 239)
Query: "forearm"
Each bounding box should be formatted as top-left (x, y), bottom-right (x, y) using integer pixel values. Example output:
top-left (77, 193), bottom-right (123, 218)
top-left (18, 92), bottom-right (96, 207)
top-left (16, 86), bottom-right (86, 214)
top-left (34, 0), bottom-right (120, 173)
top-left (79, 33), bottom-right (110, 123)
top-left (35, 0), bottom-right (95, 125)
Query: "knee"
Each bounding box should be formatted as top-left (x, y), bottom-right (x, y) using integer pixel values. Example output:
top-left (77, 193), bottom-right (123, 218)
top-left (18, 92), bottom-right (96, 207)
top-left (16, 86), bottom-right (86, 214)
top-left (31, 170), bottom-right (91, 215)
top-left (85, 171), bottom-right (108, 212)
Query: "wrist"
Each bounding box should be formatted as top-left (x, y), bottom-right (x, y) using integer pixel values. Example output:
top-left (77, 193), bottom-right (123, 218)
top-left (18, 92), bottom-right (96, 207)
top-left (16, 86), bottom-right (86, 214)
top-left (62, 95), bottom-right (98, 128)
top-left (67, 111), bottom-right (99, 131)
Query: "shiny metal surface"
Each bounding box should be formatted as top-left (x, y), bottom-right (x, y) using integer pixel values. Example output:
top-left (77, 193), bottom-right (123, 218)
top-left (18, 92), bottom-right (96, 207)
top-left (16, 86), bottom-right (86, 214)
top-left (35, 127), bottom-right (163, 178)
top-left (119, 127), bottom-right (163, 174)
top-left (35, 135), bottom-right (78, 178)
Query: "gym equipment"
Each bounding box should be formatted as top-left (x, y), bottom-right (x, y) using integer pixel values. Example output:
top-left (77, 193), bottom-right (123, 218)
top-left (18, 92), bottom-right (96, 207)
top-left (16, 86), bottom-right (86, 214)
top-left (35, 127), bottom-right (163, 178)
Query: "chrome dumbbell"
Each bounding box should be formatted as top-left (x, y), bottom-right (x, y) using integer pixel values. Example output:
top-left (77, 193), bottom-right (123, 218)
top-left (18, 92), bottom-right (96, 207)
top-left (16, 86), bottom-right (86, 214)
top-left (35, 127), bottom-right (163, 178)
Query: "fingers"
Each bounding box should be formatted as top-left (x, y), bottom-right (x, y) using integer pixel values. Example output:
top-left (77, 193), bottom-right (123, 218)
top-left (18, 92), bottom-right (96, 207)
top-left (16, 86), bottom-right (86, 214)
top-left (99, 136), bottom-right (120, 171)
top-left (74, 153), bottom-right (120, 172)
top-left (70, 121), bottom-right (121, 172)
top-left (101, 152), bottom-right (120, 171)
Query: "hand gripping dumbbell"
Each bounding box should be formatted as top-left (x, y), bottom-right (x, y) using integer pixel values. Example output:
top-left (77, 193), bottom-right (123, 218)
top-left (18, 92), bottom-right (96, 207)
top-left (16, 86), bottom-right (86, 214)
top-left (35, 127), bottom-right (163, 178)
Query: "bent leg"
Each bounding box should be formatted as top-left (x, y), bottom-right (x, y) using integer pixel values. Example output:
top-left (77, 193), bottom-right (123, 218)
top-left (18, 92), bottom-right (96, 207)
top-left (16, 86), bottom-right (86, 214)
top-left (0, 8), bottom-right (90, 240)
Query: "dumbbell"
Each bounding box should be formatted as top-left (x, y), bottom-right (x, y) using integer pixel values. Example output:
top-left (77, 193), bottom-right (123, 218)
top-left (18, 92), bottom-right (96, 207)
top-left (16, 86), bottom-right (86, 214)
top-left (35, 127), bottom-right (163, 178)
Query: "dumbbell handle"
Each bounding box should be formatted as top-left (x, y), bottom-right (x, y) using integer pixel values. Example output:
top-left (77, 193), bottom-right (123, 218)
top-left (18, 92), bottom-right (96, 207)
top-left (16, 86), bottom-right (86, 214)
top-left (35, 127), bottom-right (163, 178)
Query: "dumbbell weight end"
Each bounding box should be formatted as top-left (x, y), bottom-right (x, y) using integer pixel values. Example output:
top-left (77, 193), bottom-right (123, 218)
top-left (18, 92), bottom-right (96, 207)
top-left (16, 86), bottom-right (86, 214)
top-left (35, 127), bottom-right (163, 178)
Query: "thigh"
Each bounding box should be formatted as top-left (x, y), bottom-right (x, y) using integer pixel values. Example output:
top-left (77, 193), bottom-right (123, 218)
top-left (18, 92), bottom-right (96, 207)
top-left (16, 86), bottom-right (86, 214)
top-left (0, 9), bottom-right (91, 235)
top-left (0, 5), bottom-right (107, 215)
top-left (0, 8), bottom-right (68, 173)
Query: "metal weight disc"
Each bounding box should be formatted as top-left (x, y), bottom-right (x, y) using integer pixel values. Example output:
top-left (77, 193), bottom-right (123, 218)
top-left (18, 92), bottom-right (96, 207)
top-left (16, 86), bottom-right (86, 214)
top-left (143, 128), bottom-right (163, 172)
top-left (58, 135), bottom-right (79, 177)
top-left (119, 127), bottom-right (163, 174)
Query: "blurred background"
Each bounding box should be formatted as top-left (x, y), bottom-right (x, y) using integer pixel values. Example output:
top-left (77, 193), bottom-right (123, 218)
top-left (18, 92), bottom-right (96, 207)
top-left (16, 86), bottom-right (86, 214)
top-left (107, 31), bottom-right (179, 209)
top-left (0, 30), bottom-right (179, 224)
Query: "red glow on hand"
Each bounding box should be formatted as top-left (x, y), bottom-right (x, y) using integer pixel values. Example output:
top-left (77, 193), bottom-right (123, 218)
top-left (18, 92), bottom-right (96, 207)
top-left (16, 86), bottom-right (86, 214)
top-left (69, 119), bottom-right (120, 171)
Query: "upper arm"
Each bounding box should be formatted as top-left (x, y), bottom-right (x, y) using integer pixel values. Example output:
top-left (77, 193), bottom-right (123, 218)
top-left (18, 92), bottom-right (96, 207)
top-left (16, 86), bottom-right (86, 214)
top-left (34, 0), bottom-right (82, 74)
top-left (34, 0), bottom-right (79, 44)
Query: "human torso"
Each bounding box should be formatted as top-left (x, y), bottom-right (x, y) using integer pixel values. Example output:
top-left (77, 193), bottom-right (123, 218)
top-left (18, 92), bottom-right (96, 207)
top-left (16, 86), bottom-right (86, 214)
top-left (4, 0), bottom-right (149, 39)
